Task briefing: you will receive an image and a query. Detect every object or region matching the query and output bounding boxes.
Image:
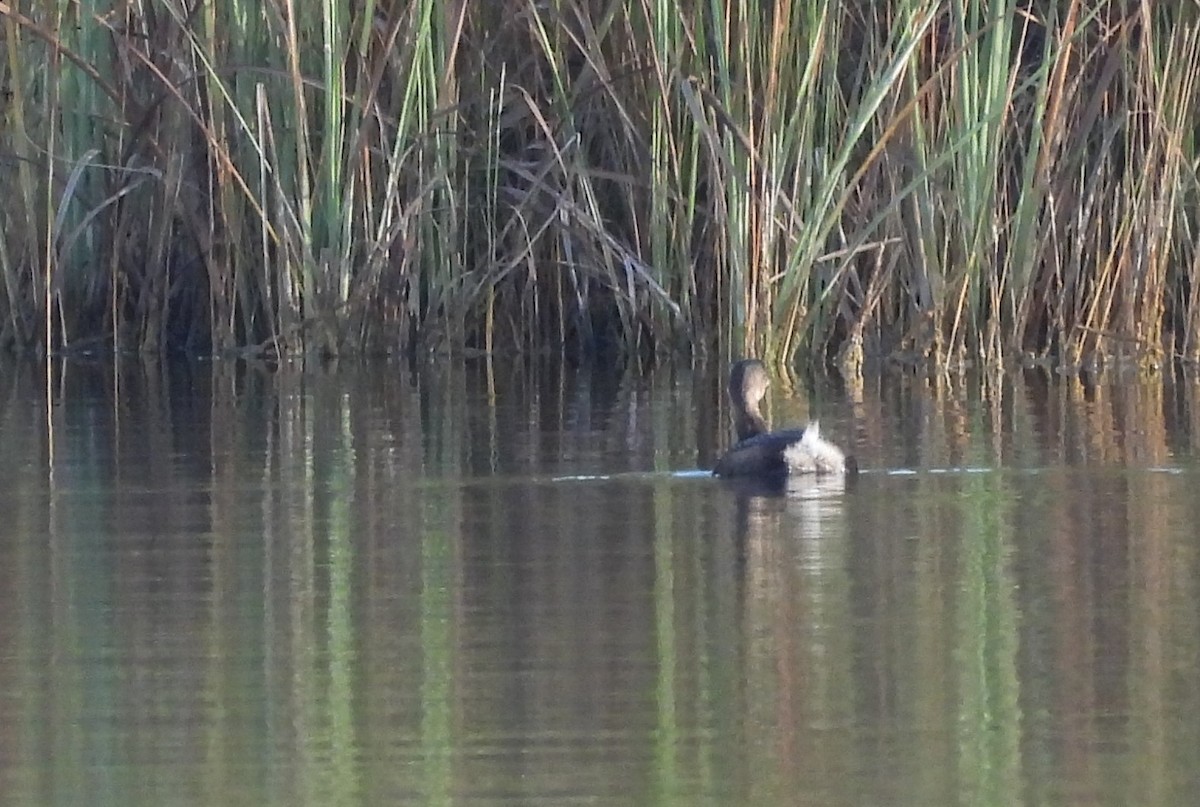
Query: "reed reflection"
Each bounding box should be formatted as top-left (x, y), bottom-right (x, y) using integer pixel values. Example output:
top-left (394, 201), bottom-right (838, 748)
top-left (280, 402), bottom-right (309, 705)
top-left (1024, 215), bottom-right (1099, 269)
top-left (0, 359), bottom-right (1197, 806)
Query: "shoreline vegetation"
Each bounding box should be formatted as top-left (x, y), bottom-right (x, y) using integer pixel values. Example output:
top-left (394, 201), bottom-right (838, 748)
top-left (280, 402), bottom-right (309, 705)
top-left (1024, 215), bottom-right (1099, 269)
top-left (1, 1), bottom-right (1198, 373)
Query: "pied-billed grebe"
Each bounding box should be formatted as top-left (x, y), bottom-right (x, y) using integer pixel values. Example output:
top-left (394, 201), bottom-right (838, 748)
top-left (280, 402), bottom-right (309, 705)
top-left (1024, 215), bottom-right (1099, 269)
top-left (713, 359), bottom-right (857, 477)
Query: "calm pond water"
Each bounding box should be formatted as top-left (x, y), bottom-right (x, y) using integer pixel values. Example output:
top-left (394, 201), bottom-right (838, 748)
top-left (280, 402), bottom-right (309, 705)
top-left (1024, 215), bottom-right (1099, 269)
top-left (1, 358), bottom-right (1198, 806)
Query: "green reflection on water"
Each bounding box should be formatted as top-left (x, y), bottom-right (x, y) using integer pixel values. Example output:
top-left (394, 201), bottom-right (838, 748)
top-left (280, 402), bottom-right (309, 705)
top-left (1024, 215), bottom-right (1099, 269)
top-left (954, 471), bottom-right (1022, 807)
top-left (652, 476), bottom-right (680, 805)
top-left (420, 495), bottom-right (458, 805)
top-left (324, 403), bottom-right (359, 804)
top-left (3, 361), bottom-right (1200, 806)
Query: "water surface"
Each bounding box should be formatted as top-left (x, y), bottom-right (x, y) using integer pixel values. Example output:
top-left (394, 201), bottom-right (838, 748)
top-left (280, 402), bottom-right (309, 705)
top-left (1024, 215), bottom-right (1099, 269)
top-left (1, 359), bottom-right (1198, 806)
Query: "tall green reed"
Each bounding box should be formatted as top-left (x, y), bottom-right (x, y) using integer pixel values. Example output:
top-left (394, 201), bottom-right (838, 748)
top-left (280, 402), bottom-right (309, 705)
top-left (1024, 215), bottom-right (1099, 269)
top-left (0, 0), bottom-right (1198, 372)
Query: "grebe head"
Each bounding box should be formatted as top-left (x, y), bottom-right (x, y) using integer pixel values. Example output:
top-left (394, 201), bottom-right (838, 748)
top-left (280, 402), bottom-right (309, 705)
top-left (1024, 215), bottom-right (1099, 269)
top-left (728, 359), bottom-right (771, 441)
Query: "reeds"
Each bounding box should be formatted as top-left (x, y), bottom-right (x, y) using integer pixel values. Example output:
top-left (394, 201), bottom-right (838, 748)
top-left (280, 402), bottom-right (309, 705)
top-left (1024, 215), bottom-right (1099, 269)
top-left (1, 0), bottom-right (1199, 368)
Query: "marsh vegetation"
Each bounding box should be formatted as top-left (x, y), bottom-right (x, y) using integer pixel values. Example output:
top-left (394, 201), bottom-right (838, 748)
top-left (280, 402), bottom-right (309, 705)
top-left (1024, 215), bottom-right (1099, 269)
top-left (1, 1), bottom-right (1197, 371)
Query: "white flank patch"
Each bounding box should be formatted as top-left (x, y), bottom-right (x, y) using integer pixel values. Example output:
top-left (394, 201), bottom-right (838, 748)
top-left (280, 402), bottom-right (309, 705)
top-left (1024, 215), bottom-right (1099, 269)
top-left (782, 421), bottom-right (847, 474)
